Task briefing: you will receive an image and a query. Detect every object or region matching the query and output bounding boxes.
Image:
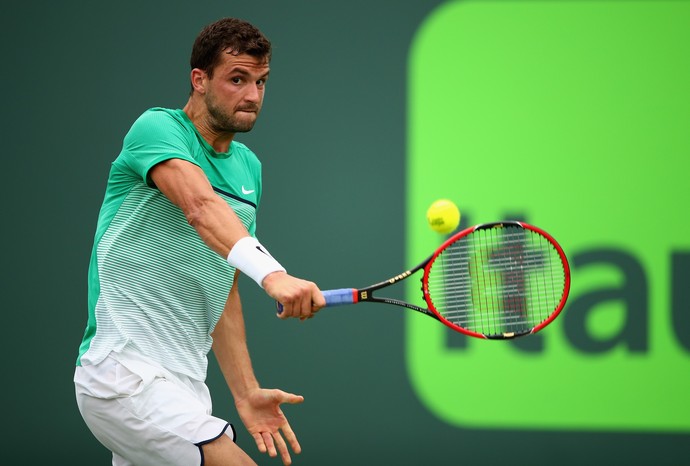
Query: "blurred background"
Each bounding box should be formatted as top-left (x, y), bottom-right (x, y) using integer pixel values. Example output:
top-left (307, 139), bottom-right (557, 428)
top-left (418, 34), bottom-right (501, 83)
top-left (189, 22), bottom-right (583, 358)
top-left (2, 0), bottom-right (688, 464)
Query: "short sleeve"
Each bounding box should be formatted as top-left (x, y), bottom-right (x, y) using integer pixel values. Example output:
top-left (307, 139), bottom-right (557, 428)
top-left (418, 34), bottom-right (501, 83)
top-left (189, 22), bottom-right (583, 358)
top-left (115, 109), bottom-right (199, 187)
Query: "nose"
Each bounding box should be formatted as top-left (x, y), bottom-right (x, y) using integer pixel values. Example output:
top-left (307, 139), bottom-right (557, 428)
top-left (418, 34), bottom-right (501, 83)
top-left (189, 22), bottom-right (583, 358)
top-left (245, 83), bottom-right (262, 103)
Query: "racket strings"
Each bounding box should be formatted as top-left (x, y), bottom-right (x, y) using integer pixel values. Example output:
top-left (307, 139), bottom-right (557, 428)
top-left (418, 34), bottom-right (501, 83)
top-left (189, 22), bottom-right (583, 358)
top-left (426, 226), bottom-right (566, 337)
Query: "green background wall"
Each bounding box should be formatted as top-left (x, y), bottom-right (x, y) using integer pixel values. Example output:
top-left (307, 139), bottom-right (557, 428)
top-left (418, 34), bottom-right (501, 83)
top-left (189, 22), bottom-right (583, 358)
top-left (3, 0), bottom-right (688, 464)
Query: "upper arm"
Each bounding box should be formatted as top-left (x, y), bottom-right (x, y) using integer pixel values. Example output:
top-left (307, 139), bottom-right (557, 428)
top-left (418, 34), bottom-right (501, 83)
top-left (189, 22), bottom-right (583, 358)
top-left (149, 158), bottom-right (217, 214)
top-left (116, 109), bottom-right (198, 187)
top-left (150, 156), bottom-right (251, 258)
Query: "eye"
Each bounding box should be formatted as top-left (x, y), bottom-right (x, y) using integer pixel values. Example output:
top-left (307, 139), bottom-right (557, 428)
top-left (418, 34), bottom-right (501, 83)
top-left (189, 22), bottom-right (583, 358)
top-left (231, 77), bottom-right (242, 84)
top-left (256, 78), bottom-right (266, 87)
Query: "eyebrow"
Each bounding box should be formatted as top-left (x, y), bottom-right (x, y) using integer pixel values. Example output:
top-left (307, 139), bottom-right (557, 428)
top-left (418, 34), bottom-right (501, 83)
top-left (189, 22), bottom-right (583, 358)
top-left (227, 67), bottom-right (270, 79)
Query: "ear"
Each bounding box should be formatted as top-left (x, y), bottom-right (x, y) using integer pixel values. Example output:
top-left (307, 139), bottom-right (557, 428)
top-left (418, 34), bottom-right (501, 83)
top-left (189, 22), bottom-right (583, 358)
top-left (190, 68), bottom-right (208, 94)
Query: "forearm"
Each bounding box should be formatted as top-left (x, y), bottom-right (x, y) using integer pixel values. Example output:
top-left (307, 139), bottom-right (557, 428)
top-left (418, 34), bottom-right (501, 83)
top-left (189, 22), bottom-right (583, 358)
top-left (150, 158), bottom-right (322, 316)
top-left (151, 158), bottom-right (248, 258)
top-left (186, 194), bottom-right (248, 258)
top-left (212, 280), bottom-right (260, 400)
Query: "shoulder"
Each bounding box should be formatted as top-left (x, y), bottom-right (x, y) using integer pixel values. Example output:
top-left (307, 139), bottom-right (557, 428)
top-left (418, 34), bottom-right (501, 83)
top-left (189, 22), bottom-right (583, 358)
top-left (116, 108), bottom-right (200, 179)
top-left (122, 108), bottom-right (196, 153)
top-left (128, 108), bottom-right (189, 134)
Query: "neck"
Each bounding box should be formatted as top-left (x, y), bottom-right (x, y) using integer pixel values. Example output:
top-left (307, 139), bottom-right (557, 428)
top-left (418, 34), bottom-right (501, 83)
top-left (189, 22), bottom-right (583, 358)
top-left (183, 98), bottom-right (235, 153)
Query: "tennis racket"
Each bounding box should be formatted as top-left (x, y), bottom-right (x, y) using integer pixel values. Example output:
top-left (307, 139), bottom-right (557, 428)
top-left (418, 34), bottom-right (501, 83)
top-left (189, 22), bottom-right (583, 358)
top-left (279, 221), bottom-right (570, 339)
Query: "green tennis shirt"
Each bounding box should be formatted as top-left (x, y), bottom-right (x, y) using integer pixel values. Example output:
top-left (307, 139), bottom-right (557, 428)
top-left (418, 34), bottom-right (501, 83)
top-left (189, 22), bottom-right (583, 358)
top-left (76, 107), bottom-right (262, 381)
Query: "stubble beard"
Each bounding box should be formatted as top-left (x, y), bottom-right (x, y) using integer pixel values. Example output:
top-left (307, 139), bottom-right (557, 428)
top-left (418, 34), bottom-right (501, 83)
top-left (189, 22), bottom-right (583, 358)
top-left (205, 96), bottom-right (259, 134)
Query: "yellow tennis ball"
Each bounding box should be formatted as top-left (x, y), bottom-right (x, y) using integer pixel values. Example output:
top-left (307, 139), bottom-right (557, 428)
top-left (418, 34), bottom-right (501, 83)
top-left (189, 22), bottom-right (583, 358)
top-left (426, 199), bottom-right (461, 234)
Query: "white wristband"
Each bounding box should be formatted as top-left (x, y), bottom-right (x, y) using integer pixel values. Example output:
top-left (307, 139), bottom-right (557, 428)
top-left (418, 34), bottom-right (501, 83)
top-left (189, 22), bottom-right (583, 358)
top-left (226, 237), bottom-right (286, 288)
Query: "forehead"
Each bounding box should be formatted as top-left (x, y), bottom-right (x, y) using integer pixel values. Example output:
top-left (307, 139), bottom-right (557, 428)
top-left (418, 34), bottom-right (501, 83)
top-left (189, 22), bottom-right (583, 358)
top-left (215, 51), bottom-right (270, 76)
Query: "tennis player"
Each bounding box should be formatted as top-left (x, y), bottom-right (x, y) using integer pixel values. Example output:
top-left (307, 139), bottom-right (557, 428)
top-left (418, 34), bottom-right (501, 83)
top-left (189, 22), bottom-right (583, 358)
top-left (74, 17), bottom-right (324, 466)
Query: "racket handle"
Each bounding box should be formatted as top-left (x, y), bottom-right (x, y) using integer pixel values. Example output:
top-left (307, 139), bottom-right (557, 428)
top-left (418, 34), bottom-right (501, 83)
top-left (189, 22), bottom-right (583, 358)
top-left (275, 288), bottom-right (357, 314)
top-left (322, 288), bottom-right (357, 307)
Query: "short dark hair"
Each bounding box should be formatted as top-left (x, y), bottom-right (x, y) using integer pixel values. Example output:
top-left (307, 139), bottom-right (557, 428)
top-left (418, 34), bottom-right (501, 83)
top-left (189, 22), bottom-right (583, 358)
top-left (190, 17), bottom-right (272, 79)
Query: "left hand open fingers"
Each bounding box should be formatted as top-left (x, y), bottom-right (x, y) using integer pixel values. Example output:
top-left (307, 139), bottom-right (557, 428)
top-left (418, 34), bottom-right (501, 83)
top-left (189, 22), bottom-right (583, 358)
top-left (280, 422), bottom-right (301, 454)
top-left (258, 430), bottom-right (294, 465)
top-left (273, 431), bottom-right (293, 465)
top-left (252, 432), bottom-right (267, 454)
top-left (260, 431), bottom-right (277, 458)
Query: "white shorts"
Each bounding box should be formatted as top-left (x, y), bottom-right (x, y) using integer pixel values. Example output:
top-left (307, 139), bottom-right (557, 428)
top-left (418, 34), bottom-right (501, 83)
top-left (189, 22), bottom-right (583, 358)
top-left (74, 349), bottom-right (235, 466)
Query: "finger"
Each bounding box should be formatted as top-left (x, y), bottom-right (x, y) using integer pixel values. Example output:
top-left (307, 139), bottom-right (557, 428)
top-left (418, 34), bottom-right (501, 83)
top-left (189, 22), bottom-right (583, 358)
top-left (276, 390), bottom-right (304, 406)
top-left (312, 288), bottom-right (326, 310)
top-left (280, 422), bottom-right (302, 455)
top-left (252, 432), bottom-right (267, 454)
top-left (276, 305), bottom-right (288, 319)
top-left (276, 300), bottom-right (294, 319)
top-left (262, 431), bottom-right (277, 458)
top-left (300, 289), bottom-right (312, 319)
top-left (272, 431), bottom-right (293, 465)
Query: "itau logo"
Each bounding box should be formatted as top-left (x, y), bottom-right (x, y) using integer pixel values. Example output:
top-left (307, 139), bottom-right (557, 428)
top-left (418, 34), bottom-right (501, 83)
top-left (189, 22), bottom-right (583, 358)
top-left (406, 1), bottom-right (690, 432)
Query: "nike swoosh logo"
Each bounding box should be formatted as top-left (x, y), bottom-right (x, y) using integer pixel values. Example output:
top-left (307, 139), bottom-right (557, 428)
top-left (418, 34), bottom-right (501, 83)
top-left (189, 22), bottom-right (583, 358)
top-left (242, 186), bottom-right (255, 195)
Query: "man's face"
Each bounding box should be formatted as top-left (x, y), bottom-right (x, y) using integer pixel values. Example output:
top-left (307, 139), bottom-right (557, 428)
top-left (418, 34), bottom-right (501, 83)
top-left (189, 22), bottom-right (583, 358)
top-left (203, 51), bottom-right (270, 134)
